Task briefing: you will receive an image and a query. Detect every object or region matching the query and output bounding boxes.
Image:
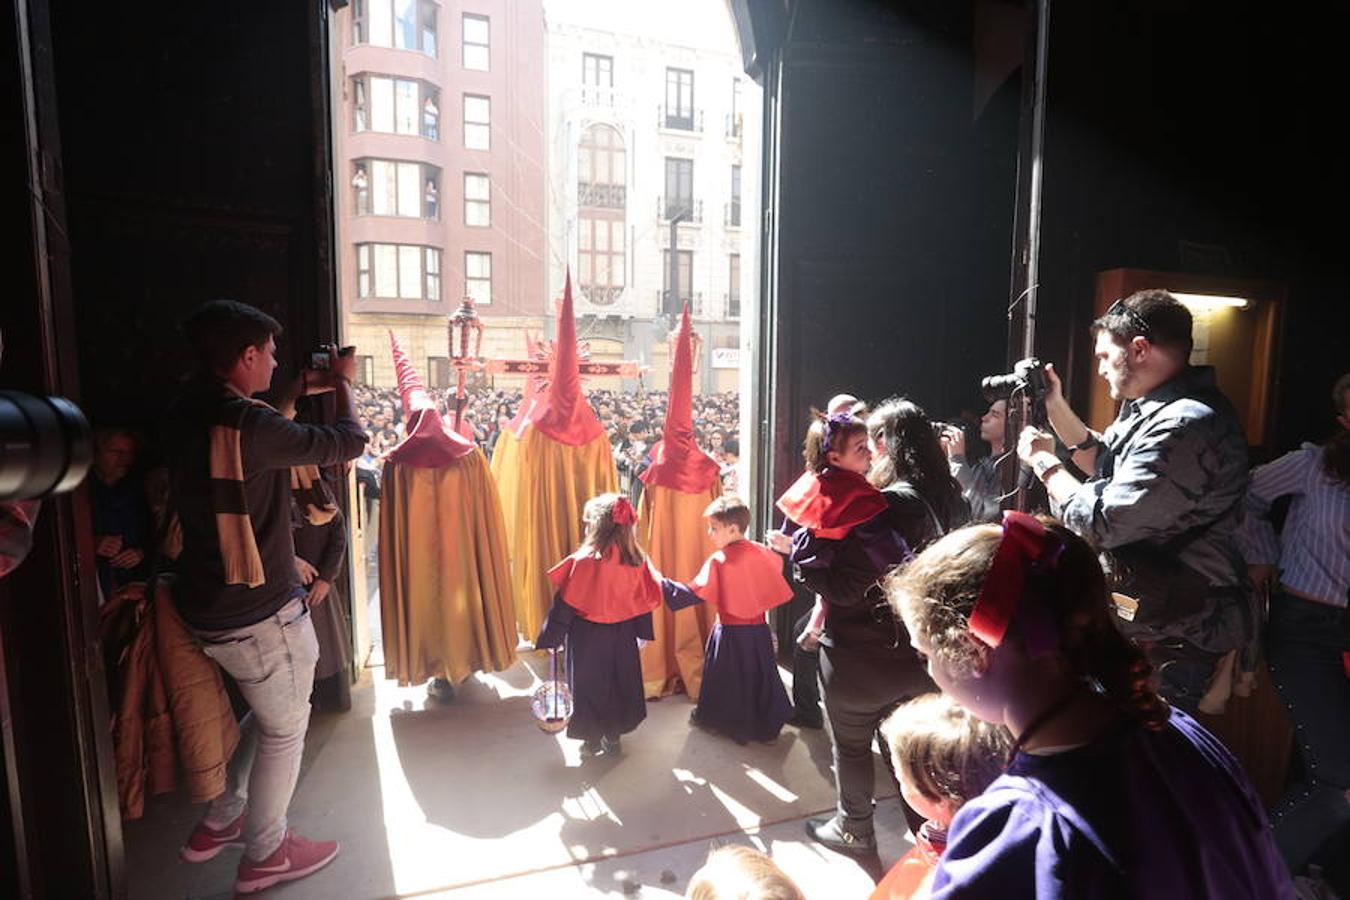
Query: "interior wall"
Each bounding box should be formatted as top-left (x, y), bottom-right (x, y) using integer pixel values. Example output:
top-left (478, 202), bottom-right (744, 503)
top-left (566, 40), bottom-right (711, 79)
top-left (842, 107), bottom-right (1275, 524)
top-left (50, 0), bottom-right (337, 435)
top-left (1032, 1), bottom-right (1348, 457)
top-left (764, 0), bottom-right (1020, 507)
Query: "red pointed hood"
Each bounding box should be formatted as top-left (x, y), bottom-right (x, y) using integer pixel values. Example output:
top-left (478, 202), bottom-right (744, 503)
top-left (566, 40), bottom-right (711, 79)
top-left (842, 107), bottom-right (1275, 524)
top-left (385, 330), bottom-right (475, 466)
top-left (529, 272), bottom-right (604, 446)
top-left (641, 304), bottom-right (722, 494)
top-left (507, 331), bottom-right (546, 434)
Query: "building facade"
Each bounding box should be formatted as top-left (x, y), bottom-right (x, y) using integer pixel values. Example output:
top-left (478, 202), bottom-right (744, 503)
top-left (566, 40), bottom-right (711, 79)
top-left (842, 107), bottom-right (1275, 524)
top-left (334, 0), bottom-right (547, 389)
top-left (543, 3), bottom-right (760, 393)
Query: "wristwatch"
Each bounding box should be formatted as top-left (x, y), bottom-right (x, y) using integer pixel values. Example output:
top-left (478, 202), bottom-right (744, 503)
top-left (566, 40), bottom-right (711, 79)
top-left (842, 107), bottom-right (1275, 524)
top-left (1032, 455), bottom-right (1064, 481)
top-left (1067, 433), bottom-right (1101, 453)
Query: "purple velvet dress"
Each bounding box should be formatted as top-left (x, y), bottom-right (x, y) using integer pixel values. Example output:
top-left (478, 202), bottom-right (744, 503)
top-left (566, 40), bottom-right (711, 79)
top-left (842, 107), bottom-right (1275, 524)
top-left (931, 708), bottom-right (1294, 899)
top-left (535, 584), bottom-right (701, 742)
top-left (691, 619), bottom-right (793, 744)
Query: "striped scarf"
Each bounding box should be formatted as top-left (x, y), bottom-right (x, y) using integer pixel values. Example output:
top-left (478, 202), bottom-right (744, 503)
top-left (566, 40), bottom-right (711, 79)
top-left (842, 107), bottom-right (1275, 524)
top-left (210, 389), bottom-right (336, 587)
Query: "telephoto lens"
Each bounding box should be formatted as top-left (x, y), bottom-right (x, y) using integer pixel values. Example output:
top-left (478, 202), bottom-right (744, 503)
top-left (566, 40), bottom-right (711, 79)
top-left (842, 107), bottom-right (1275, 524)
top-left (0, 390), bottom-right (93, 501)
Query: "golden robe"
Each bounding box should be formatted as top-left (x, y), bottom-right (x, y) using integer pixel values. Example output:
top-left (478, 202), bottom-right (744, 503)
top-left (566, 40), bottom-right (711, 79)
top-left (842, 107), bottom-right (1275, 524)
top-left (379, 449), bottom-right (518, 685)
top-left (638, 482), bottom-right (721, 698)
top-left (491, 427), bottom-right (618, 640)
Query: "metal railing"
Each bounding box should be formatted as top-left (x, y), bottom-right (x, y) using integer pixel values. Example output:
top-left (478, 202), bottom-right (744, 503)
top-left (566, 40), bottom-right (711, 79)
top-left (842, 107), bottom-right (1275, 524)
top-left (659, 289), bottom-right (703, 318)
top-left (657, 197), bottom-right (702, 223)
top-left (658, 105), bottom-right (703, 133)
top-left (725, 113), bottom-right (743, 139)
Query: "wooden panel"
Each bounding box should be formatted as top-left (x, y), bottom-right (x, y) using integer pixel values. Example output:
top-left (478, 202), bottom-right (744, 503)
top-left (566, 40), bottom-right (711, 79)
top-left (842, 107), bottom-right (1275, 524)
top-left (1090, 269), bottom-right (1286, 451)
top-left (1195, 664), bottom-right (1295, 810)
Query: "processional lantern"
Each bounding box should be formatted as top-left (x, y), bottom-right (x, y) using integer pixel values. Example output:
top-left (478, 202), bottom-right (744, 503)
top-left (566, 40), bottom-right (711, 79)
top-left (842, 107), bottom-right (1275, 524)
top-left (447, 297), bottom-right (486, 429)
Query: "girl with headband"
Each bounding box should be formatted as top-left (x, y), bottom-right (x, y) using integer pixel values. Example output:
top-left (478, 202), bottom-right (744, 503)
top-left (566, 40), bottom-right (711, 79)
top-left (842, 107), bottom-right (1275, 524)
top-left (887, 512), bottom-right (1292, 898)
top-left (535, 493), bottom-right (699, 758)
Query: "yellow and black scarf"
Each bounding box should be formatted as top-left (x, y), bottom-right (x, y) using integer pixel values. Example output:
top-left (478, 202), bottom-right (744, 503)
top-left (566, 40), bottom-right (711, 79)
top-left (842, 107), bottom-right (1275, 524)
top-left (210, 389), bottom-right (336, 587)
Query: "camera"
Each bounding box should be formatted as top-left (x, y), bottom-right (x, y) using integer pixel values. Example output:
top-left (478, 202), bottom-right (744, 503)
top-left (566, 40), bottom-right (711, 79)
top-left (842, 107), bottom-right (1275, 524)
top-left (0, 390), bottom-right (93, 501)
top-left (981, 357), bottom-right (1050, 404)
top-left (309, 343), bottom-right (355, 372)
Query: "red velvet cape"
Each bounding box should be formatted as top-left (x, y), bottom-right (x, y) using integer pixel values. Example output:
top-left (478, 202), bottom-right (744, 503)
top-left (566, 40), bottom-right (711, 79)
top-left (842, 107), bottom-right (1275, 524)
top-left (775, 467), bottom-right (888, 539)
top-left (690, 540), bottom-right (793, 624)
top-left (547, 547), bottom-right (663, 624)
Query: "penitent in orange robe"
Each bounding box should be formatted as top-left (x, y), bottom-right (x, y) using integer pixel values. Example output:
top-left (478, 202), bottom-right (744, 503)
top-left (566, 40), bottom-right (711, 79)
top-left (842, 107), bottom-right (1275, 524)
top-left (491, 273), bottom-right (619, 640)
top-left (378, 332), bottom-right (517, 685)
top-left (637, 304), bottom-right (723, 699)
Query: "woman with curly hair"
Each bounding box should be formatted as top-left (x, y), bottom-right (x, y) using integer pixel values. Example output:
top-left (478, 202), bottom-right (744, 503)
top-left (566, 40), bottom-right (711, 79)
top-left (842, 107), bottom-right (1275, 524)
top-left (887, 514), bottom-right (1292, 899)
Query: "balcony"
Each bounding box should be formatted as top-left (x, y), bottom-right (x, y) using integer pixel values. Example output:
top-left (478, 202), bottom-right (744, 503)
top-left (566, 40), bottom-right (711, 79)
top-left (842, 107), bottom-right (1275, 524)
top-left (657, 106), bottom-right (703, 133)
top-left (657, 196), bottom-right (702, 223)
top-left (580, 85), bottom-right (619, 109)
top-left (723, 202), bottom-right (741, 229)
top-left (725, 291), bottom-right (741, 320)
top-left (578, 182), bottom-right (626, 210)
top-left (658, 289), bottom-right (704, 318)
top-left (725, 113), bottom-right (743, 141)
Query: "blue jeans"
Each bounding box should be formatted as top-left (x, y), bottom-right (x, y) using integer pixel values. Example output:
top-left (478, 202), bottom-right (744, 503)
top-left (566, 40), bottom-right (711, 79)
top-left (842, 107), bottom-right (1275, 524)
top-left (195, 596), bottom-right (319, 860)
top-left (1266, 591), bottom-right (1350, 873)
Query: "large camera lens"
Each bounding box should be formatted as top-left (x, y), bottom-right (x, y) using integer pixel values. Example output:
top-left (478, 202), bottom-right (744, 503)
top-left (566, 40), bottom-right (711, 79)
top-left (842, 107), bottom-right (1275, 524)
top-left (981, 373), bottom-right (1021, 401)
top-left (0, 391), bottom-right (93, 501)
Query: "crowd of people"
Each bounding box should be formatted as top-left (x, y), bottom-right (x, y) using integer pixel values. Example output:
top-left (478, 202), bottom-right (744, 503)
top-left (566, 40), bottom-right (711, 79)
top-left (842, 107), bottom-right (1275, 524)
top-left (18, 291), bottom-right (1341, 898)
top-left (353, 383), bottom-right (744, 495)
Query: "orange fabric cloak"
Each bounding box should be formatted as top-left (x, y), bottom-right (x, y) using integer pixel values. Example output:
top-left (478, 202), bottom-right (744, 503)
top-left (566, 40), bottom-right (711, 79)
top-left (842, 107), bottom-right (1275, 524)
top-left (637, 305), bottom-right (722, 698)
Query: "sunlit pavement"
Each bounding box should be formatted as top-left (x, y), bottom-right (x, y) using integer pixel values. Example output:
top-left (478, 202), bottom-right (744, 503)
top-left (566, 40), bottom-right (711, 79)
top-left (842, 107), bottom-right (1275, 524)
top-left (123, 651), bottom-right (911, 898)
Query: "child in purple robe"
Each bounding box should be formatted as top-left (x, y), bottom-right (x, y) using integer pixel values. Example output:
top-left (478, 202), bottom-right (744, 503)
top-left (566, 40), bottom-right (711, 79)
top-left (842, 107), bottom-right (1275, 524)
top-left (886, 512), bottom-right (1294, 899)
top-left (535, 493), bottom-right (699, 758)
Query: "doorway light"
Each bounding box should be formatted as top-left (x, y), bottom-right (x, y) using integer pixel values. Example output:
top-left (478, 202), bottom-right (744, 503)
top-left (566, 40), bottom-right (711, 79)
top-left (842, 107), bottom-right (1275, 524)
top-left (1171, 292), bottom-right (1251, 311)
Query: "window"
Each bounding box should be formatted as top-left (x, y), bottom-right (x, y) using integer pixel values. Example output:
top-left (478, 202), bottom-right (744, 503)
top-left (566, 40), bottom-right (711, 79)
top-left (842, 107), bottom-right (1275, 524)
top-left (662, 249), bottom-right (693, 315)
top-left (578, 217), bottom-right (625, 305)
top-left (354, 159), bottom-right (439, 218)
top-left (577, 125), bottom-right (626, 306)
top-left (665, 67), bottom-right (694, 130)
top-left (664, 157), bottom-right (693, 219)
top-left (729, 77), bottom-right (743, 137)
top-left (353, 78), bottom-right (368, 131)
top-left (463, 94), bottom-right (490, 150)
top-left (465, 252), bottom-right (492, 305)
top-left (428, 357), bottom-right (450, 390)
top-left (578, 123), bottom-right (625, 208)
top-left (583, 53), bottom-right (613, 87)
top-left (357, 0), bottom-right (437, 56)
top-left (357, 244), bottom-right (372, 297)
top-left (463, 14), bottom-right (489, 71)
top-left (354, 75), bottom-right (438, 139)
top-left (729, 165), bottom-right (741, 227)
top-left (352, 0), bottom-right (367, 44)
top-left (356, 355), bottom-right (375, 385)
top-left (464, 173), bottom-right (490, 227)
top-left (728, 254), bottom-right (741, 318)
top-left (356, 243), bottom-right (441, 300)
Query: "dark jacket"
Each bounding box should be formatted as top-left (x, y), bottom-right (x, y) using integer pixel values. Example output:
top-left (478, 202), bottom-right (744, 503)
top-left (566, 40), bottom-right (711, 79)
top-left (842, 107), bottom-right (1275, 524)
top-left (163, 377), bottom-right (366, 631)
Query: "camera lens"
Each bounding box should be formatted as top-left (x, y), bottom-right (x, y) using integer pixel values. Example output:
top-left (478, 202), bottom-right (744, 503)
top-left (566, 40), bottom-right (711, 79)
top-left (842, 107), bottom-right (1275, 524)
top-left (981, 373), bottom-right (1020, 401)
top-left (0, 391), bottom-right (93, 501)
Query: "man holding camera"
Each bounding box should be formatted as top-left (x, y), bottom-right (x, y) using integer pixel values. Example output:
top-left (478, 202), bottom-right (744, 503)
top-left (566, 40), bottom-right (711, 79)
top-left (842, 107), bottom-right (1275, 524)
top-left (1016, 289), bottom-right (1252, 713)
top-left (164, 300), bottom-right (365, 893)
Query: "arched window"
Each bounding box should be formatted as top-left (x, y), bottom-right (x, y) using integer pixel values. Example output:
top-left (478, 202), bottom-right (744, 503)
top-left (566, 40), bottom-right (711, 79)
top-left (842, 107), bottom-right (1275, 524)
top-left (577, 124), bottom-right (626, 306)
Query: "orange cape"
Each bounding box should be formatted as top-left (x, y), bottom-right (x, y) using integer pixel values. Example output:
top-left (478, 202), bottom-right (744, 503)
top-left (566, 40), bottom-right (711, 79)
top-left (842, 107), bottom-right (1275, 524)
top-left (547, 548), bottom-right (663, 624)
top-left (775, 467), bottom-right (887, 539)
top-left (690, 540), bottom-right (793, 623)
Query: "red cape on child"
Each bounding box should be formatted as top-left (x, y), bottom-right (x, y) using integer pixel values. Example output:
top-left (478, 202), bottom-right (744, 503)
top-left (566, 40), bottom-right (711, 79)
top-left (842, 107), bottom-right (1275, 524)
top-left (690, 540), bottom-right (793, 623)
top-left (547, 547), bottom-right (663, 624)
top-left (775, 467), bottom-right (887, 539)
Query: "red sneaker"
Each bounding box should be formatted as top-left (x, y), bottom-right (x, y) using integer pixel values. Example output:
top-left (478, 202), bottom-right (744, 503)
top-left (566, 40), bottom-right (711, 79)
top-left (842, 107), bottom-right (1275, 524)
top-left (180, 813), bottom-right (245, 863)
top-left (235, 831), bottom-right (340, 894)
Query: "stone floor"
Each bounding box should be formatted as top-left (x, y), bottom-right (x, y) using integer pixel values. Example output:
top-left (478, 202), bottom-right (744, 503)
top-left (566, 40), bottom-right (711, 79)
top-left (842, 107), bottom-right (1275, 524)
top-left (122, 651), bottom-right (912, 899)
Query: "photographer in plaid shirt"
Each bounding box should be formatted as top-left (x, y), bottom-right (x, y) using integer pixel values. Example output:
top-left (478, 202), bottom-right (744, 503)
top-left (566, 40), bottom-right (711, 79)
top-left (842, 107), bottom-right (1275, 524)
top-left (1016, 290), bottom-right (1252, 714)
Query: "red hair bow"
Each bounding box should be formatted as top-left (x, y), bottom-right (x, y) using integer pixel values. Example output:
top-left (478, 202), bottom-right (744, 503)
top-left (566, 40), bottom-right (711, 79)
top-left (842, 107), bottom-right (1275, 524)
top-left (968, 511), bottom-right (1058, 650)
top-left (611, 495), bottom-right (636, 526)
